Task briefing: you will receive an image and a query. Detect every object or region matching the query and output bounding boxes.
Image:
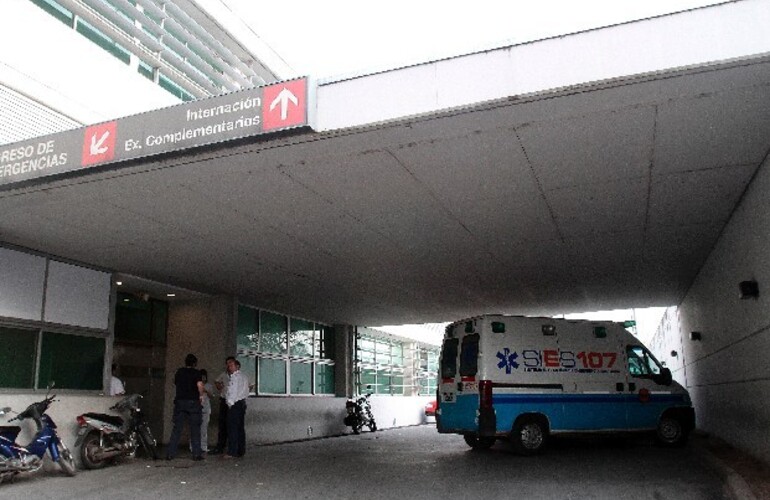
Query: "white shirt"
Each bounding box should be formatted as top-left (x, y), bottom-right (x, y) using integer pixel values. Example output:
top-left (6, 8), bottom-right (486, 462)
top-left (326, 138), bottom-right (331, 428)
top-left (110, 376), bottom-right (125, 396)
top-left (226, 370), bottom-right (250, 407)
top-left (201, 382), bottom-right (214, 413)
top-left (215, 371), bottom-right (229, 399)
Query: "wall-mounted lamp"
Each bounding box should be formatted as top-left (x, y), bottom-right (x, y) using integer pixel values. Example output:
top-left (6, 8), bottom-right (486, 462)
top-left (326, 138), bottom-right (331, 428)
top-left (670, 350), bottom-right (678, 357)
top-left (690, 331), bottom-right (702, 341)
top-left (739, 280), bottom-right (759, 299)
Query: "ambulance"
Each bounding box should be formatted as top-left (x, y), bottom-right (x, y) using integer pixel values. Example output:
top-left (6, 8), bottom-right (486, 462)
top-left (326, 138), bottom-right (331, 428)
top-left (436, 315), bottom-right (694, 454)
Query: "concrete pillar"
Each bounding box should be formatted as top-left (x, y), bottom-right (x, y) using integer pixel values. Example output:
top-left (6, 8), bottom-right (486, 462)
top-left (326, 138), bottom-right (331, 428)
top-left (162, 295), bottom-right (236, 442)
top-left (333, 324), bottom-right (354, 398)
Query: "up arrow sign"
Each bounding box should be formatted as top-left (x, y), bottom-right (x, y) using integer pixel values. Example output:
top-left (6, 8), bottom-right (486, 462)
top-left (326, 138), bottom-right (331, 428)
top-left (90, 131), bottom-right (110, 155)
top-left (269, 87), bottom-right (299, 121)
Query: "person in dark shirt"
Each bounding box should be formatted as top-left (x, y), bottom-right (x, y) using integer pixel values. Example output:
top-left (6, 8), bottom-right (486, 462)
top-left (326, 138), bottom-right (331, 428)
top-left (166, 353), bottom-right (205, 461)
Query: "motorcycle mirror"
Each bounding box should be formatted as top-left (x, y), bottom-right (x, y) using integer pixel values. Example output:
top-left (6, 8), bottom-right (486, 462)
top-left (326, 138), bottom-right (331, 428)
top-left (0, 407), bottom-right (11, 416)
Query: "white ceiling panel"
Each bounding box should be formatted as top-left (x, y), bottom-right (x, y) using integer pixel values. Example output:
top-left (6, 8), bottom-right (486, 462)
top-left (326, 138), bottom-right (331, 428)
top-left (2, 56), bottom-right (770, 326)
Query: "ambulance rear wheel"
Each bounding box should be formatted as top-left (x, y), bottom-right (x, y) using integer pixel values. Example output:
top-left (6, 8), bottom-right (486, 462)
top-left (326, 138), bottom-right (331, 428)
top-left (463, 434), bottom-right (495, 450)
top-left (511, 416), bottom-right (547, 455)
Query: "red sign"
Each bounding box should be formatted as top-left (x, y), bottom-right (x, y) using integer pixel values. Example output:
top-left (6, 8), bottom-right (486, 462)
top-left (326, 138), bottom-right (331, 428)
top-left (82, 122), bottom-right (117, 166)
top-left (262, 79), bottom-right (307, 131)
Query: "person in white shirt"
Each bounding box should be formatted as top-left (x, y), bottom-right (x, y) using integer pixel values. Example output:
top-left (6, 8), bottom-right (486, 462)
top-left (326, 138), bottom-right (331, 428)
top-left (224, 358), bottom-right (250, 458)
top-left (109, 363), bottom-right (125, 396)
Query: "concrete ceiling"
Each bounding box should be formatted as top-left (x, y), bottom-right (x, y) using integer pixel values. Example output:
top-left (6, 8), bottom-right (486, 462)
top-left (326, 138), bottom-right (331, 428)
top-left (1, 56), bottom-right (769, 327)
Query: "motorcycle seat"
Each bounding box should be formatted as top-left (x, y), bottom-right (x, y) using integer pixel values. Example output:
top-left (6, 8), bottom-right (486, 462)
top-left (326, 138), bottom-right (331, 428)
top-left (82, 413), bottom-right (124, 427)
top-left (0, 425), bottom-right (21, 434)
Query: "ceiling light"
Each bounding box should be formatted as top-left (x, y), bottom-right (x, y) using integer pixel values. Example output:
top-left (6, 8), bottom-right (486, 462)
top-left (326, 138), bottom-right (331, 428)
top-left (116, 281), bottom-right (123, 286)
top-left (167, 293), bottom-right (176, 297)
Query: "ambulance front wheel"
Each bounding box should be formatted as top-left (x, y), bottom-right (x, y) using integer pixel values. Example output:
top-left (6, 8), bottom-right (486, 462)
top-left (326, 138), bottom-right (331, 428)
top-left (463, 433), bottom-right (495, 450)
top-left (511, 415), bottom-right (548, 455)
top-left (655, 416), bottom-right (688, 447)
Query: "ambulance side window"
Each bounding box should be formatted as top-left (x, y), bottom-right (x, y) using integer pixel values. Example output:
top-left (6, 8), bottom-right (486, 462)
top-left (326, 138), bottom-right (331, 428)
top-left (460, 334), bottom-right (480, 377)
top-left (440, 338), bottom-right (459, 378)
top-left (626, 346), bottom-right (661, 378)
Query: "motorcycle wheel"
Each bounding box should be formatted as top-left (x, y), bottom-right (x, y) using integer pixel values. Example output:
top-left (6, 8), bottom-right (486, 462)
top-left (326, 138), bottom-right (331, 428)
top-left (138, 426), bottom-right (159, 460)
top-left (352, 422), bottom-right (362, 435)
top-left (57, 442), bottom-right (77, 476)
top-left (80, 432), bottom-right (109, 470)
top-left (368, 419), bottom-right (377, 432)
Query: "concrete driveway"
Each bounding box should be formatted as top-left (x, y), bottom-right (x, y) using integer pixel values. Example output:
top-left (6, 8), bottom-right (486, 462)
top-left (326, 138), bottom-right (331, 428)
top-left (0, 425), bottom-right (732, 500)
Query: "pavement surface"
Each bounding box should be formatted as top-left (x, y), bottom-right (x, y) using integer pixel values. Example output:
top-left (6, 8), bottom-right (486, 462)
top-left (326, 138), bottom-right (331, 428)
top-left (693, 432), bottom-right (770, 500)
top-left (0, 425), bottom-right (767, 499)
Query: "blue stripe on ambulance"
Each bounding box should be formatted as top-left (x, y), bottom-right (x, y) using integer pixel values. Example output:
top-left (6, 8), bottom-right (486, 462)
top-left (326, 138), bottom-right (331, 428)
top-left (442, 393), bottom-right (688, 434)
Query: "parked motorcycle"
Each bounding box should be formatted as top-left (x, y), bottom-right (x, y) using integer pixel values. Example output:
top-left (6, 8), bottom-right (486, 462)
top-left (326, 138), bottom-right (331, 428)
top-left (75, 393), bottom-right (159, 469)
top-left (0, 390), bottom-right (77, 483)
top-left (344, 391), bottom-right (377, 434)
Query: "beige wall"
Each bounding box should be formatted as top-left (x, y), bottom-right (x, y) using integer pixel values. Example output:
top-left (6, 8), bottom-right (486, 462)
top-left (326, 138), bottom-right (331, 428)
top-left (163, 295), bottom-right (236, 442)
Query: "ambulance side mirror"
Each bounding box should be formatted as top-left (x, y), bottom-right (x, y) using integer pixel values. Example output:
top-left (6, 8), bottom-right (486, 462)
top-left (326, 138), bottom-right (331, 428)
top-left (654, 368), bottom-right (673, 386)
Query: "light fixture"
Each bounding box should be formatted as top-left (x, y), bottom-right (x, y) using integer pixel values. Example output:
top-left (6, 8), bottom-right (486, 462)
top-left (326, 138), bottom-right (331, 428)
top-left (166, 293), bottom-right (176, 298)
top-left (739, 280), bottom-right (759, 299)
top-left (115, 281), bottom-right (123, 286)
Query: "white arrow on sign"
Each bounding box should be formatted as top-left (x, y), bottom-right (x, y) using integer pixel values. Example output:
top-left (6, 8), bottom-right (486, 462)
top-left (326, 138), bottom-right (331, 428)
top-left (90, 131), bottom-right (110, 155)
top-left (269, 87), bottom-right (299, 121)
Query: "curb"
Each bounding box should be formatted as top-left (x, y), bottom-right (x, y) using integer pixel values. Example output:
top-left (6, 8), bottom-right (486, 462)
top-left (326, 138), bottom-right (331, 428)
top-left (697, 442), bottom-right (758, 500)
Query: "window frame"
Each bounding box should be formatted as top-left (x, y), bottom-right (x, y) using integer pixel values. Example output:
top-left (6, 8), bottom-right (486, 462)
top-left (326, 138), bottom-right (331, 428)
top-left (236, 304), bottom-right (335, 397)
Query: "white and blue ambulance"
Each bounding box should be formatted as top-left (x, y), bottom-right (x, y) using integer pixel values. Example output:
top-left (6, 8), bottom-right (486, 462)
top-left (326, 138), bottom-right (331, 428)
top-left (436, 315), bottom-right (694, 454)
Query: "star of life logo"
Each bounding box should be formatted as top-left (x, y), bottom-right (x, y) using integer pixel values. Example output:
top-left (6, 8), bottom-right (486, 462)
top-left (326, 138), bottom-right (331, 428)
top-left (497, 348), bottom-right (519, 374)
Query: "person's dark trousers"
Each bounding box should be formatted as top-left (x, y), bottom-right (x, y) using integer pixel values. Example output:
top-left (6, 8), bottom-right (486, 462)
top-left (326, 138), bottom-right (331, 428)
top-left (226, 400), bottom-right (246, 457)
top-left (212, 397), bottom-right (228, 453)
top-left (166, 399), bottom-right (203, 459)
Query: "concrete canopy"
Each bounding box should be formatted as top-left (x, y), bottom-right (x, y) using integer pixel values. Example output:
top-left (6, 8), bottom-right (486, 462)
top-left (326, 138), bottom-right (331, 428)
top-left (1, 1), bottom-right (769, 327)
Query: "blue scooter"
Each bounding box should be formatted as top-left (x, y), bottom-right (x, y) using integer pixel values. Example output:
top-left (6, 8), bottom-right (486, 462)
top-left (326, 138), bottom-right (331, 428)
top-left (0, 389), bottom-right (77, 484)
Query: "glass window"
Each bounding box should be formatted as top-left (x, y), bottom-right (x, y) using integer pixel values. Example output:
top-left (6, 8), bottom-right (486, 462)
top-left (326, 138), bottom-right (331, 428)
top-left (317, 325), bottom-right (335, 360)
top-left (441, 338), bottom-right (459, 378)
top-left (236, 354), bottom-right (256, 394)
top-left (236, 306), bottom-right (334, 396)
top-left (289, 318), bottom-right (314, 357)
top-left (290, 362), bottom-right (312, 394)
top-left (237, 305), bottom-right (259, 351)
top-left (0, 327), bottom-right (37, 389)
top-left (258, 358), bottom-right (286, 394)
top-left (75, 19), bottom-right (131, 65)
top-left (460, 334), bottom-right (480, 377)
top-left (356, 335), bottom-right (408, 396)
top-left (38, 332), bottom-right (104, 390)
top-left (627, 346), bottom-right (662, 377)
top-left (315, 364), bottom-right (335, 394)
top-left (31, 0), bottom-right (73, 26)
top-left (260, 311), bottom-right (287, 354)
top-left (114, 293), bottom-right (167, 345)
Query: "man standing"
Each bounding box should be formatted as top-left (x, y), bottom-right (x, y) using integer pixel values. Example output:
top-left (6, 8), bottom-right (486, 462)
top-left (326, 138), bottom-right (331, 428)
top-left (166, 353), bottom-right (205, 461)
top-left (224, 358), bottom-right (249, 458)
top-left (210, 356), bottom-right (235, 455)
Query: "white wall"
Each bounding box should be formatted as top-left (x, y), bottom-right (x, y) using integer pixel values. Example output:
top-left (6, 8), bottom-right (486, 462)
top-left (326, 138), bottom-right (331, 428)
top-left (669, 154), bottom-right (770, 464)
top-left (242, 395), bottom-right (432, 444)
top-left (315, 0), bottom-right (770, 132)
